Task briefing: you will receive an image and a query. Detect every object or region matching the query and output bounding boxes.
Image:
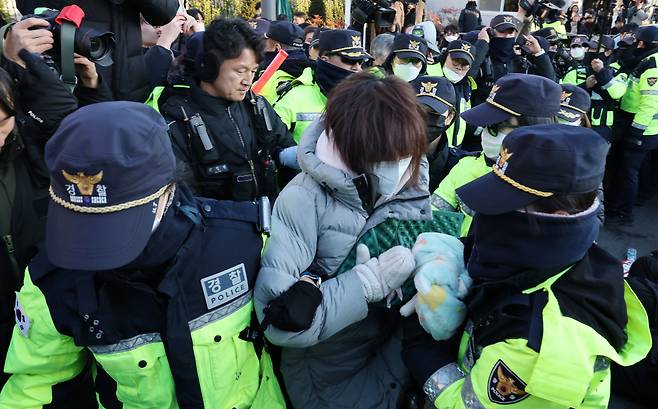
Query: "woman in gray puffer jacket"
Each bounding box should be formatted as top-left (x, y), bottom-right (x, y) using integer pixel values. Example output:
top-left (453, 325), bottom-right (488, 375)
top-left (254, 73), bottom-right (432, 408)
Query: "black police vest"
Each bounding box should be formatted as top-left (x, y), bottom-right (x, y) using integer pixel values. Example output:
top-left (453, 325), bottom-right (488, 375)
top-left (161, 91), bottom-right (276, 202)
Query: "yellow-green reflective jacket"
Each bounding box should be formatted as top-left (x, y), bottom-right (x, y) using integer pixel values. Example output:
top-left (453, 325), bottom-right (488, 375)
top-left (432, 155), bottom-right (490, 237)
top-left (0, 197), bottom-right (285, 409)
top-left (619, 52), bottom-right (658, 135)
top-left (273, 67), bottom-right (327, 144)
top-left (428, 259), bottom-right (652, 409)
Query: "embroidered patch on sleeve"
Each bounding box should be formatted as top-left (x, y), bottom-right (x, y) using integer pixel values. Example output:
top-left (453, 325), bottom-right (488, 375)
top-left (200, 263), bottom-right (249, 310)
top-left (488, 359), bottom-right (529, 404)
top-left (14, 294), bottom-right (31, 337)
top-left (647, 77), bottom-right (657, 86)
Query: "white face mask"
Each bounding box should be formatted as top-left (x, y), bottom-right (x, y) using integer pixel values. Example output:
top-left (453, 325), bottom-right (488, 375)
top-left (393, 63), bottom-right (422, 82)
top-left (570, 47), bottom-right (585, 60)
top-left (371, 157), bottom-right (412, 198)
top-left (443, 66), bottom-right (466, 83)
top-left (557, 117), bottom-right (581, 126)
top-left (445, 35), bottom-right (459, 42)
top-left (481, 127), bottom-right (509, 160)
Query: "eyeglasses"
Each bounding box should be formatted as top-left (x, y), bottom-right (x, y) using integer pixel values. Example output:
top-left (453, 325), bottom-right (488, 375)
top-left (339, 56), bottom-right (364, 67)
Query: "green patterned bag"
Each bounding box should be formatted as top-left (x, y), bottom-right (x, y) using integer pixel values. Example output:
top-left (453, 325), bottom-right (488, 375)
top-left (334, 210), bottom-right (464, 307)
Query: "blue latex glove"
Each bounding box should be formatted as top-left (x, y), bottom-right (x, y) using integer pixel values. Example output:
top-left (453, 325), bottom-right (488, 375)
top-left (400, 233), bottom-right (472, 341)
top-left (279, 145), bottom-right (300, 170)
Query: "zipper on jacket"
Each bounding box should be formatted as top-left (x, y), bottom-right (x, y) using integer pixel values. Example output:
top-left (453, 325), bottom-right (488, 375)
top-left (3, 234), bottom-right (20, 281)
top-left (227, 106), bottom-right (259, 196)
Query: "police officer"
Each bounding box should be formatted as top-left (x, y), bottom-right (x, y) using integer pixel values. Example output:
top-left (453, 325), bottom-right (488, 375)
top-left (432, 74), bottom-right (561, 236)
top-left (582, 36), bottom-right (620, 141)
top-left (0, 101), bottom-right (285, 407)
top-left (258, 21), bottom-right (311, 104)
top-left (403, 125), bottom-right (651, 409)
top-left (557, 83), bottom-right (592, 126)
top-left (560, 35), bottom-right (589, 84)
top-left (380, 33), bottom-right (428, 82)
top-left (158, 18), bottom-right (296, 202)
top-left (470, 14), bottom-right (556, 106)
top-left (605, 25), bottom-right (658, 224)
top-left (273, 29), bottom-right (368, 143)
top-left (413, 75), bottom-right (457, 191)
top-left (428, 40), bottom-right (476, 147)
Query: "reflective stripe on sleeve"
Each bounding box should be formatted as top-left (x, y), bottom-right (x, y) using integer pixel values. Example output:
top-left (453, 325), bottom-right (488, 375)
top-left (632, 122), bottom-right (648, 130)
top-left (640, 90), bottom-right (658, 95)
top-left (423, 362), bottom-right (466, 403)
top-left (461, 375), bottom-right (487, 409)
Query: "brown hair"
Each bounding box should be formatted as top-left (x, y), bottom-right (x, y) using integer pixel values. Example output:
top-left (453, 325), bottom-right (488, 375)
top-left (324, 72), bottom-right (427, 182)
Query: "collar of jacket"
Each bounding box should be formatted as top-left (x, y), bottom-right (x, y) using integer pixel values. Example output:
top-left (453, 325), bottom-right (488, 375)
top-left (298, 118), bottom-right (431, 214)
top-left (189, 81), bottom-right (235, 116)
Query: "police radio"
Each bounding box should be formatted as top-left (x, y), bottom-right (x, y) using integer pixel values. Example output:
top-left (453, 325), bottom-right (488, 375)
top-left (180, 107), bottom-right (224, 175)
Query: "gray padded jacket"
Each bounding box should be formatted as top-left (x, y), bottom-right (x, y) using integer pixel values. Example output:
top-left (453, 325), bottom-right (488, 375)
top-left (254, 119), bottom-right (431, 409)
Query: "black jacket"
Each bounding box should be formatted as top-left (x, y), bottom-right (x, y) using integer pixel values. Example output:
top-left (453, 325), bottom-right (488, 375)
top-left (458, 3), bottom-right (481, 33)
top-left (18, 0), bottom-right (179, 102)
top-left (0, 51), bottom-right (79, 387)
top-left (159, 83), bottom-right (295, 202)
top-left (470, 41), bottom-right (557, 106)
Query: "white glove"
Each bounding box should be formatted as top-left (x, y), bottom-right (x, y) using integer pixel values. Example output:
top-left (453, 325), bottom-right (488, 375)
top-left (353, 244), bottom-right (416, 303)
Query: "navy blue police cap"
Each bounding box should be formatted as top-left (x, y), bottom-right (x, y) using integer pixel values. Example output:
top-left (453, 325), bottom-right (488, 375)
top-left (446, 40), bottom-right (475, 65)
top-left (391, 33), bottom-right (428, 64)
top-left (319, 29), bottom-right (370, 60)
top-left (412, 76), bottom-right (456, 115)
top-left (636, 25), bottom-right (658, 44)
top-left (557, 84), bottom-right (591, 123)
top-left (490, 14), bottom-right (520, 32)
top-left (460, 73), bottom-right (561, 127)
top-left (45, 102), bottom-right (176, 271)
top-left (247, 18), bottom-right (271, 38)
top-left (266, 20), bottom-right (304, 47)
top-left (456, 124), bottom-right (609, 215)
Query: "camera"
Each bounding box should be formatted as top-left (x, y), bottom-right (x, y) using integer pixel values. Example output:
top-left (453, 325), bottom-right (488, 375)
top-left (352, 0), bottom-right (396, 28)
top-left (518, 0), bottom-right (568, 18)
top-left (22, 8), bottom-right (115, 67)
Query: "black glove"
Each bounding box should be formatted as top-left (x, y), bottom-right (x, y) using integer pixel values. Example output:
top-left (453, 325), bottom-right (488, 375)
top-left (626, 126), bottom-right (645, 148)
top-left (594, 67), bottom-right (613, 87)
top-left (262, 280), bottom-right (322, 332)
top-left (401, 316), bottom-right (461, 387)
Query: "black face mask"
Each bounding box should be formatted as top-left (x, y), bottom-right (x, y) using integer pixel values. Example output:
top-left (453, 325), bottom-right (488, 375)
top-left (314, 59), bottom-right (354, 96)
top-left (426, 111), bottom-right (452, 143)
top-left (490, 37), bottom-right (516, 63)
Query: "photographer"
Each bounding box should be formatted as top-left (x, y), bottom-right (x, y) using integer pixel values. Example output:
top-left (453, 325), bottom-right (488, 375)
top-left (0, 17), bottom-right (95, 389)
top-left (17, 0), bottom-right (179, 102)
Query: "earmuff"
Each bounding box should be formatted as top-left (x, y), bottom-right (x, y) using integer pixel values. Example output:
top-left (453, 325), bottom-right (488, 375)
top-left (197, 52), bottom-right (221, 82)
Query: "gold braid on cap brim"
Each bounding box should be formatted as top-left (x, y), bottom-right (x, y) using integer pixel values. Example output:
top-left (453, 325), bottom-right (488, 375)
top-left (486, 99), bottom-right (521, 116)
top-left (49, 184), bottom-right (171, 214)
top-left (417, 93), bottom-right (455, 110)
top-left (492, 166), bottom-right (554, 197)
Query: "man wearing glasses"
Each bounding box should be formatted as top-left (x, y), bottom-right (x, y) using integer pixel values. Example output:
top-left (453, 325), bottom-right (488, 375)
top-left (272, 29), bottom-right (370, 143)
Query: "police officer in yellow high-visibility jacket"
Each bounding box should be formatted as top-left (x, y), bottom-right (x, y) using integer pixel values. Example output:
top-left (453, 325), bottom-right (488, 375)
top-left (431, 74), bottom-right (561, 236)
top-left (425, 40), bottom-right (479, 148)
top-left (401, 125), bottom-right (652, 409)
top-left (0, 102), bottom-right (285, 409)
top-left (604, 26), bottom-right (658, 225)
top-left (257, 21), bottom-right (312, 104)
top-left (273, 29), bottom-right (369, 143)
